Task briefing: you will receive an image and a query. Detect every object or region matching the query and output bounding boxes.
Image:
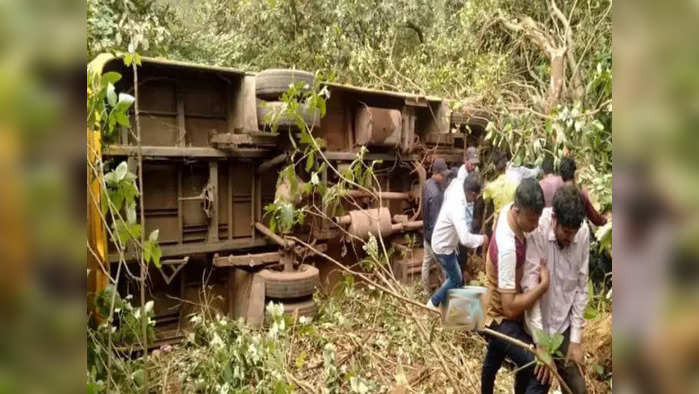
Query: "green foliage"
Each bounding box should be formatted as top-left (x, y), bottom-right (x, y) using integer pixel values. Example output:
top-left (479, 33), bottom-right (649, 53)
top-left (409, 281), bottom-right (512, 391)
top-left (88, 1), bottom-right (612, 204)
top-left (102, 161), bottom-right (138, 214)
top-left (264, 201), bottom-right (305, 235)
top-left (595, 221), bottom-right (612, 255)
top-left (143, 229), bottom-right (162, 268)
top-left (93, 287), bottom-right (155, 347)
top-left (102, 161), bottom-right (141, 245)
top-left (534, 330), bottom-right (564, 365)
top-left (87, 0), bottom-right (173, 58)
top-left (87, 57), bottom-right (135, 142)
top-left (359, 234), bottom-right (394, 272)
top-left (584, 279), bottom-right (612, 321)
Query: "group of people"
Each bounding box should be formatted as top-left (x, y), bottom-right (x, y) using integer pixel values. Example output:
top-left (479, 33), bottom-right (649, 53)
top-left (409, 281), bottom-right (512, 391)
top-left (421, 149), bottom-right (606, 394)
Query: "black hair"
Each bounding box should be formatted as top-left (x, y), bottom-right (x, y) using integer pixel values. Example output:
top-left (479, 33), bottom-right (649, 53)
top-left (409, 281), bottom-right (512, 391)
top-left (463, 171), bottom-right (482, 194)
top-left (560, 157), bottom-right (577, 182)
top-left (514, 178), bottom-right (545, 214)
top-left (552, 184), bottom-right (585, 229)
top-left (495, 151), bottom-right (508, 172)
top-left (541, 155), bottom-right (554, 175)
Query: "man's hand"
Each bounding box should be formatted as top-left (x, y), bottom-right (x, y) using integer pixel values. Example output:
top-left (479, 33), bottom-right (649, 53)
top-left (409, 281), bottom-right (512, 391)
top-left (538, 259), bottom-right (550, 289)
top-left (534, 346), bottom-right (553, 385)
top-left (566, 342), bottom-right (584, 366)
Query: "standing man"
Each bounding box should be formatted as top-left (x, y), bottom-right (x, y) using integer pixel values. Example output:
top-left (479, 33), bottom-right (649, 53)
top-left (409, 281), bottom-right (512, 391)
top-left (481, 179), bottom-right (550, 394)
top-left (421, 158), bottom-right (450, 293)
top-left (523, 184), bottom-right (589, 394)
top-left (539, 156), bottom-right (564, 207)
top-left (445, 147), bottom-right (480, 276)
top-left (559, 157), bottom-right (607, 226)
top-left (427, 172), bottom-right (488, 309)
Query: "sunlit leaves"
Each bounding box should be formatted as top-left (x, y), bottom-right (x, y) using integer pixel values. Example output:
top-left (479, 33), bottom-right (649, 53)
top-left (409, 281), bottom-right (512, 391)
top-left (143, 229), bottom-right (162, 268)
top-left (264, 201), bottom-right (305, 234)
top-left (534, 330), bottom-right (564, 364)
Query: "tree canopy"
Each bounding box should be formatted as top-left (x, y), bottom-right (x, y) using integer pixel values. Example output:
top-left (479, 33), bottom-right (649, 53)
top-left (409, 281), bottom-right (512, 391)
top-left (88, 0), bottom-right (611, 209)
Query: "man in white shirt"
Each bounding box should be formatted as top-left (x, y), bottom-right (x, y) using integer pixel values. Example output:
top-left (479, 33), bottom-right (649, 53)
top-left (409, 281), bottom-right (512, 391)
top-left (427, 172), bottom-right (488, 309)
top-left (505, 162), bottom-right (541, 185)
top-left (522, 184), bottom-right (589, 394)
top-left (444, 147), bottom-right (480, 276)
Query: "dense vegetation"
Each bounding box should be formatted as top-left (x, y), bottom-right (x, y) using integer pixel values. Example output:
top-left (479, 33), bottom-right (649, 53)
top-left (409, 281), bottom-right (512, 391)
top-left (88, 0), bottom-right (611, 208)
top-left (87, 1), bottom-right (612, 392)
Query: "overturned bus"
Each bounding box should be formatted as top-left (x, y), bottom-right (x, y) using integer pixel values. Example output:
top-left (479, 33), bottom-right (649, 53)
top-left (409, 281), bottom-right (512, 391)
top-left (88, 56), bottom-right (488, 345)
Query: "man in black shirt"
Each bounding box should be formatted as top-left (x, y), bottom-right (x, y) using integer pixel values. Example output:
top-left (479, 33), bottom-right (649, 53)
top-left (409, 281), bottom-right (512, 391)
top-left (421, 158), bottom-right (449, 293)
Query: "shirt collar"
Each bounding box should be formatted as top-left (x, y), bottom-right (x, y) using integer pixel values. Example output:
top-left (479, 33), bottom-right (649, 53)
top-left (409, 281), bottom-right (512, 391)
top-left (547, 226), bottom-right (578, 245)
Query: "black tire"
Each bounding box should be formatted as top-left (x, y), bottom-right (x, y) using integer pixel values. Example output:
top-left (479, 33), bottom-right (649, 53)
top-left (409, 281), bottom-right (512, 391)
top-left (259, 264), bottom-right (319, 299)
top-left (282, 298), bottom-right (317, 319)
top-left (255, 69), bottom-right (314, 99)
top-left (257, 100), bottom-right (320, 128)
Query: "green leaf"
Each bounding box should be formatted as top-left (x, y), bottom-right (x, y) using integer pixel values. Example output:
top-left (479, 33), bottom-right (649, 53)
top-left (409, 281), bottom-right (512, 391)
top-left (124, 53), bottom-right (133, 67)
top-left (295, 351), bottom-right (307, 368)
top-left (106, 83), bottom-right (117, 106)
top-left (114, 161), bottom-right (128, 181)
top-left (594, 364), bottom-right (604, 376)
top-left (305, 150), bottom-right (315, 172)
top-left (538, 351), bottom-right (553, 366)
top-left (149, 229), bottom-right (159, 242)
top-left (151, 244), bottom-right (162, 268)
top-left (107, 111), bottom-right (117, 133)
top-left (143, 241), bottom-right (152, 263)
top-left (299, 128), bottom-right (313, 146)
top-left (114, 220), bottom-right (141, 244)
top-left (125, 201), bottom-right (137, 224)
top-left (115, 111), bottom-right (130, 127)
top-left (108, 188), bottom-right (124, 211)
top-left (121, 181), bottom-right (139, 203)
top-left (101, 72), bottom-right (122, 85)
top-left (550, 333), bottom-right (564, 353)
top-left (117, 93), bottom-right (135, 110)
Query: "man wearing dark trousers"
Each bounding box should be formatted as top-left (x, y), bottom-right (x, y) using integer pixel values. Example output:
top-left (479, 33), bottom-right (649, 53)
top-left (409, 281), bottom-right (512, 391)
top-left (481, 179), bottom-right (549, 394)
top-left (421, 158), bottom-right (449, 293)
top-left (522, 184), bottom-right (590, 394)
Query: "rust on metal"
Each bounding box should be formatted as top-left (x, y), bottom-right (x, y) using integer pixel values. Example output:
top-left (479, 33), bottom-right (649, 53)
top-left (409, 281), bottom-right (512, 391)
top-left (354, 106), bottom-right (402, 147)
top-left (96, 55), bottom-right (488, 337)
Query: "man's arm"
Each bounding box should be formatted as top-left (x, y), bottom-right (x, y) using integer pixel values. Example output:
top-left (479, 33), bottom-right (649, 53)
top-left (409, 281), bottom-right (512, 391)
top-left (498, 244), bottom-right (549, 319)
top-left (423, 193), bottom-right (436, 242)
top-left (580, 189), bottom-right (607, 226)
top-left (451, 203), bottom-right (485, 249)
top-left (570, 226), bottom-right (590, 344)
top-left (522, 234), bottom-right (546, 336)
top-left (501, 272), bottom-right (548, 319)
top-left (427, 191), bottom-right (443, 235)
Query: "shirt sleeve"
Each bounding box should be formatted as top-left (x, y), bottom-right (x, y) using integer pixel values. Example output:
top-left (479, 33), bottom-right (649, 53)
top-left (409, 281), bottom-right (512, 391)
top-left (424, 189), bottom-right (443, 243)
top-left (450, 202), bottom-right (485, 249)
top-left (523, 230), bottom-right (545, 339)
top-left (570, 226), bottom-right (590, 343)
